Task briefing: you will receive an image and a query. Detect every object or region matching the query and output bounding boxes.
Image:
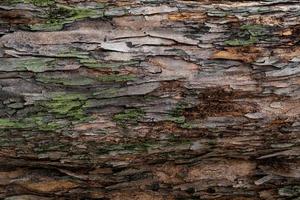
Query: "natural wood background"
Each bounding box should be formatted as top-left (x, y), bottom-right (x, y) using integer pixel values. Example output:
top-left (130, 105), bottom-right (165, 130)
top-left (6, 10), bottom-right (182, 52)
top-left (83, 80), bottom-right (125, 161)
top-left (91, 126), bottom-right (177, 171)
top-left (0, 0), bottom-right (299, 199)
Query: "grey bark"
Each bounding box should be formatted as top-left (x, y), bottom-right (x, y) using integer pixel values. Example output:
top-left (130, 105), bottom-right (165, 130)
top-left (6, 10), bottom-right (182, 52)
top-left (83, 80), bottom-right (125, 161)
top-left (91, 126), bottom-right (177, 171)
top-left (0, 0), bottom-right (299, 199)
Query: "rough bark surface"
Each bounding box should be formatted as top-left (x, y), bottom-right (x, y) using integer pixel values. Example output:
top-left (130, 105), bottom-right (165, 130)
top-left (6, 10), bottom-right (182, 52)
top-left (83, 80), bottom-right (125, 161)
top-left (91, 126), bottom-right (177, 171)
top-left (0, 0), bottom-right (299, 199)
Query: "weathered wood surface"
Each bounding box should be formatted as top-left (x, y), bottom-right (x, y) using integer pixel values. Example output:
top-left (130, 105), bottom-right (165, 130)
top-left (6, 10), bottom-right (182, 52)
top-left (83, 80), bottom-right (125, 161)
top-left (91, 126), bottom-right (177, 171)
top-left (0, 0), bottom-right (299, 199)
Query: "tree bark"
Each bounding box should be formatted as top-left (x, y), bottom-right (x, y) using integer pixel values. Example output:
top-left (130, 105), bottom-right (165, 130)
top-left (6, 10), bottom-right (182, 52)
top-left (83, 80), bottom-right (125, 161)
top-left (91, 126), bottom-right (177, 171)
top-left (0, 0), bottom-right (299, 199)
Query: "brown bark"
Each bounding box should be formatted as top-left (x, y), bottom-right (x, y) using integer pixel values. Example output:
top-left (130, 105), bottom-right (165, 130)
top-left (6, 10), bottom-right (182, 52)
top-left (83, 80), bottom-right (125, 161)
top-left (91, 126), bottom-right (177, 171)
top-left (0, 0), bottom-right (299, 199)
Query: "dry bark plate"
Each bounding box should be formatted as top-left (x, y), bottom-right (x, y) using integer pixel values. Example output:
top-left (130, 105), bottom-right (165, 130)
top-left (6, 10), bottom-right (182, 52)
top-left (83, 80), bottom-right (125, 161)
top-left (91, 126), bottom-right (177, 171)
top-left (0, 0), bottom-right (299, 199)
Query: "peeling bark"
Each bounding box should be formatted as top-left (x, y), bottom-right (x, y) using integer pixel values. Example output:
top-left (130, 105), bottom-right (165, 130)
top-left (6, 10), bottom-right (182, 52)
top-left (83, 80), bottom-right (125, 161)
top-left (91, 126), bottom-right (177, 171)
top-left (0, 0), bottom-right (299, 199)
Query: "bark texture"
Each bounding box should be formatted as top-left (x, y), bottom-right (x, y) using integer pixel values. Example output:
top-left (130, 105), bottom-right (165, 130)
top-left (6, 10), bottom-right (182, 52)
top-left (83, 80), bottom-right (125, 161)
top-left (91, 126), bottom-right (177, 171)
top-left (0, 0), bottom-right (299, 199)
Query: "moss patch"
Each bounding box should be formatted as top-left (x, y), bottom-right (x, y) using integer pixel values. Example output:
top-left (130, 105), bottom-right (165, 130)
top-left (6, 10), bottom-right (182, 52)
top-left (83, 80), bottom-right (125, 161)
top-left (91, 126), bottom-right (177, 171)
top-left (80, 59), bottom-right (139, 69)
top-left (22, 116), bottom-right (63, 131)
top-left (279, 185), bottom-right (300, 197)
top-left (240, 24), bottom-right (267, 36)
top-left (29, 4), bottom-right (104, 31)
top-left (26, 0), bottom-right (55, 6)
top-left (0, 93), bottom-right (90, 131)
top-left (170, 102), bottom-right (189, 117)
top-left (96, 74), bottom-right (137, 83)
top-left (36, 74), bottom-right (95, 86)
top-left (92, 88), bottom-right (119, 98)
top-left (180, 122), bottom-right (194, 129)
top-left (0, 117), bottom-right (63, 131)
top-left (113, 108), bottom-right (145, 127)
top-left (166, 116), bottom-right (186, 124)
top-left (225, 24), bottom-right (268, 46)
top-left (42, 93), bottom-right (88, 120)
top-left (57, 51), bottom-right (90, 59)
top-left (225, 36), bottom-right (258, 46)
top-left (0, 57), bottom-right (56, 72)
top-left (22, 58), bottom-right (54, 72)
top-left (167, 102), bottom-right (194, 128)
top-left (0, 119), bottom-right (24, 128)
top-left (0, 0), bottom-right (54, 6)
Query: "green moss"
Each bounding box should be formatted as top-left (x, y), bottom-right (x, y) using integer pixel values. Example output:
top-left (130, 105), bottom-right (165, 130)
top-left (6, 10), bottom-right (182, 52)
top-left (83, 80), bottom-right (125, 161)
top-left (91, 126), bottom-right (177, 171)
top-left (113, 108), bottom-right (145, 126)
top-left (1, 0), bottom-right (54, 6)
top-left (22, 116), bottom-right (63, 131)
top-left (225, 24), bottom-right (268, 46)
top-left (143, 95), bottom-right (157, 101)
top-left (225, 36), bottom-right (258, 46)
top-left (167, 102), bottom-right (191, 125)
top-left (21, 58), bottom-right (55, 72)
top-left (57, 51), bottom-right (90, 59)
top-left (0, 0), bottom-right (22, 5)
top-left (42, 93), bottom-right (88, 120)
top-left (8, 102), bottom-right (24, 109)
top-left (29, 4), bottom-right (104, 31)
top-left (0, 117), bottom-right (63, 131)
top-left (167, 116), bottom-right (186, 124)
top-left (0, 119), bottom-right (24, 128)
top-left (36, 74), bottom-right (95, 86)
top-left (30, 22), bottom-right (64, 31)
top-left (170, 102), bottom-right (188, 117)
top-left (80, 59), bottom-right (139, 69)
top-left (92, 88), bottom-right (119, 97)
top-left (167, 135), bottom-right (191, 144)
top-left (122, 142), bottom-right (153, 152)
top-left (50, 92), bottom-right (87, 101)
top-left (207, 139), bottom-right (217, 146)
top-left (180, 122), bottom-right (194, 129)
top-left (240, 24), bottom-right (267, 36)
top-left (279, 185), bottom-right (300, 197)
top-left (0, 58), bottom-right (57, 72)
top-left (39, 92), bottom-right (92, 123)
top-left (97, 74), bottom-right (136, 83)
top-left (96, 140), bottom-right (158, 155)
top-left (26, 0), bottom-right (54, 6)
top-left (45, 100), bottom-right (81, 115)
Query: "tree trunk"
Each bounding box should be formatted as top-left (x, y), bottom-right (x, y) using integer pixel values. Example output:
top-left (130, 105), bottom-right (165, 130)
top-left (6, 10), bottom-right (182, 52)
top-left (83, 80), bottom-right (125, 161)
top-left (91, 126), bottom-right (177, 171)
top-left (0, 0), bottom-right (299, 199)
